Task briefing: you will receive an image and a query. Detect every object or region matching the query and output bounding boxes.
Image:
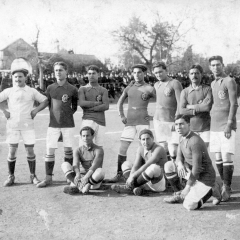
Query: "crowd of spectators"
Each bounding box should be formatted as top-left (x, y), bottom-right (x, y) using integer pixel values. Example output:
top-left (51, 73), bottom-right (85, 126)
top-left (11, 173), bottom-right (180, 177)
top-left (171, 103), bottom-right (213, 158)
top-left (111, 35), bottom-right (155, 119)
top-left (1, 69), bottom-right (240, 100)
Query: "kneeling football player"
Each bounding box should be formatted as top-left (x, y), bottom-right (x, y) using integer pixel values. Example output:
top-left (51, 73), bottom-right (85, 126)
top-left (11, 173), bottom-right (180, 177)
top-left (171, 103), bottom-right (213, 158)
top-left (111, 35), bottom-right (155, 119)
top-left (163, 114), bottom-right (222, 210)
top-left (61, 126), bottom-right (105, 194)
top-left (111, 129), bottom-right (167, 196)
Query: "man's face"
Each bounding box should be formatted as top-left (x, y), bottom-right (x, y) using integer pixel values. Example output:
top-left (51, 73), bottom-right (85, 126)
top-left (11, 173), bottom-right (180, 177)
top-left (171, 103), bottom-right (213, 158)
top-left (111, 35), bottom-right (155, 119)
top-left (87, 70), bottom-right (99, 83)
top-left (133, 68), bottom-right (144, 82)
top-left (153, 66), bottom-right (167, 81)
top-left (54, 65), bottom-right (67, 81)
top-left (81, 130), bottom-right (94, 145)
top-left (140, 133), bottom-right (154, 150)
top-left (189, 68), bottom-right (202, 85)
top-left (13, 72), bottom-right (26, 88)
top-left (210, 60), bottom-right (223, 77)
top-left (175, 118), bottom-right (190, 136)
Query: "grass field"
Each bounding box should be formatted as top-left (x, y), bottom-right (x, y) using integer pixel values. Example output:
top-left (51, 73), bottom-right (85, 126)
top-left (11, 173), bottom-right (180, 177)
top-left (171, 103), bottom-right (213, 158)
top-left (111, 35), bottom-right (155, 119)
top-left (0, 102), bottom-right (240, 240)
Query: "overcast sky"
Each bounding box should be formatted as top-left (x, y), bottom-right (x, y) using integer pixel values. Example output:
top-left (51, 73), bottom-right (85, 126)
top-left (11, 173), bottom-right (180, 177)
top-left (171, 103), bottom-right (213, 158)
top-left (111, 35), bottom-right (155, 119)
top-left (0, 0), bottom-right (239, 64)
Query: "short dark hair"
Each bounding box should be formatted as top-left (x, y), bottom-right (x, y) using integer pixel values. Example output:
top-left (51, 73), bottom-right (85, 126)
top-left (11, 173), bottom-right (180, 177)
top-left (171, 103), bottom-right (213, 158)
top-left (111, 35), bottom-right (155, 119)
top-left (80, 126), bottom-right (95, 136)
top-left (189, 64), bottom-right (203, 74)
top-left (175, 114), bottom-right (190, 124)
top-left (88, 65), bottom-right (100, 73)
top-left (209, 55), bottom-right (223, 64)
top-left (139, 129), bottom-right (154, 139)
top-left (53, 61), bottom-right (68, 71)
top-left (152, 62), bottom-right (167, 70)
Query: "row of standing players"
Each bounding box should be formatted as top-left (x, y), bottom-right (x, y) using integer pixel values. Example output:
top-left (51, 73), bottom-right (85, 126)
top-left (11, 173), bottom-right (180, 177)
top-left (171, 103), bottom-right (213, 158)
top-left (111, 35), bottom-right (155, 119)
top-left (0, 55), bottom-right (237, 211)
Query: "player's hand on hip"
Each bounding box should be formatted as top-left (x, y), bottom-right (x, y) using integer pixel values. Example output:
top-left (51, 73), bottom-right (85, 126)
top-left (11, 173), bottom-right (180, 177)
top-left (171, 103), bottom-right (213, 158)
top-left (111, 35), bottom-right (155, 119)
top-left (121, 116), bottom-right (127, 124)
top-left (224, 124), bottom-right (232, 139)
top-left (3, 110), bottom-right (10, 119)
top-left (30, 109), bottom-right (38, 119)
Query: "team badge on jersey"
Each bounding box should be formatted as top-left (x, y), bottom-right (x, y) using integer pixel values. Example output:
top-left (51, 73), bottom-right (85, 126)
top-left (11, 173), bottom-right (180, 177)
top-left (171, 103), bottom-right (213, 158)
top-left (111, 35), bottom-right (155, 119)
top-left (141, 92), bottom-right (149, 101)
top-left (62, 94), bottom-right (69, 103)
top-left (218, 90), bottom-right (226, 100)
top-left (96, 94), bottom-right (102, 102)
top-left (197, 99), bottom-right (203, 104)
top-left (164, 87), bottom-right (172, 97)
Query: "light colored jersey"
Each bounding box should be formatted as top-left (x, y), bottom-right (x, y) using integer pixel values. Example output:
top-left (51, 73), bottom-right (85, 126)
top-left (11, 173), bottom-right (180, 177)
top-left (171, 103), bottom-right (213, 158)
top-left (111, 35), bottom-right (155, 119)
top-left (0, 85), bottom-right (47, 130)
top-left (77, 143), bottom-right (102, 174)
top-left (137, 143), bottom-right (167, 168)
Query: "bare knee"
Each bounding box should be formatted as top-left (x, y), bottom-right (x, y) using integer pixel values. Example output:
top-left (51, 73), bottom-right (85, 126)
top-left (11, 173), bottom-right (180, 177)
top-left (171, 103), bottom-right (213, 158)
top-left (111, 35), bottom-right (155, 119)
top-left (8, 144), bottom-right (18, 158)
top-left (119, 141), bottom-right (131, 156)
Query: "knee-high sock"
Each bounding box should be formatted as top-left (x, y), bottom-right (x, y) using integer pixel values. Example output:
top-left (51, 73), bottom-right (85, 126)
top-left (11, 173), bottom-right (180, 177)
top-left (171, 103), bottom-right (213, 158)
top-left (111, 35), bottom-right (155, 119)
top-left (45, 154), bottom-right (55, 176)
top-left (196, 189), bottom-right (213, 209)
top-left (134, 172), bottom-right (150, 187)
top-left (89, 169), bottom-right (105, 185)
top-left (27, 155), bottom-right (36, 175)
top-left (223, 162), bottom-right (234, 187)
top-left (216, 159), bottom-right (223, 180)
top-left (7, 157), bottom-right (16, 175)
top-left (64, 150), bottom-right (73, 165)
top-left (165, 172), bottom-right (182, 192)
top-left (117, 155), bottom-right (127, 173)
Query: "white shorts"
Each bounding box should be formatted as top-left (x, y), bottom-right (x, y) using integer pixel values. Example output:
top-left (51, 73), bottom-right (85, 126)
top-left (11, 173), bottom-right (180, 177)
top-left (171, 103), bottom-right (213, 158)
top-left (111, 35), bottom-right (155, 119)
top-left (80, 120), bottom-right (106, 147)
top-left (209, 130), bottom-right (235, 154)
top-left (47, 127), bottom-right (74, 149)
top-left (6, 129), bottom-right (35, 145)
top-left (153, 120), bottom-right (179, 144)
top-left (143, 176), bottom-right (166, 192)
top-left (194, 131), bottom-right (210, 143)
top-left (120, 125), bottom-right (150, 142)
top-left (183, 181), bottom-right (211, 210)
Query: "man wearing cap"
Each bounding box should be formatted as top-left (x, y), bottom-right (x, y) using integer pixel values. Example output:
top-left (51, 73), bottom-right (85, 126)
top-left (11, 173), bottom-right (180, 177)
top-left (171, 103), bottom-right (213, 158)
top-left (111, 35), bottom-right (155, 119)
top-left (106, 64), bottom-right (155, 183)
top-left (0, 67), bottom-right (48, 186)
top-left (153, 62), bottom-right (183, 161)
top-left (111, 129), bottom-right (167, 195)
top-left (180, 64), bottom-right (212, 147)
top-left (209, 55), bottom-right (238, 201)
top-left (37, 61), bottom-right (78, 188)
top-left (78, 65), bottom-right (109, 147)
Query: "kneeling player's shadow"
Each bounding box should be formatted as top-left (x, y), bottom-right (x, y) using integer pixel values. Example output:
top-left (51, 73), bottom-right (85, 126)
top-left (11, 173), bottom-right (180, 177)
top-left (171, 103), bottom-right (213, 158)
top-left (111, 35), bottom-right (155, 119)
top-left (202, 197), bottom-right (240, 211)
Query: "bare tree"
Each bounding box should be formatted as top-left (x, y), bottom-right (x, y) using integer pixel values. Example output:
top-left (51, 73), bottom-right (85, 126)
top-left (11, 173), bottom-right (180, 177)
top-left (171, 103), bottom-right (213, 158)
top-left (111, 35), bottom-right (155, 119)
top-left (113, 14), bottom-right (194, 71)
top-left (32, 26), bottom-right (55, 90)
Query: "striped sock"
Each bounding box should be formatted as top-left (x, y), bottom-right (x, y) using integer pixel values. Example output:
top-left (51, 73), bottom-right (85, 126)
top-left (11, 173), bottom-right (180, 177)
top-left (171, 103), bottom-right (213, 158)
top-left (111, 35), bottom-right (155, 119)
top-left (216, 159), bottom-right (223, 180)
top-left (64, 150), bottom-right (73, 165)
top-left (7, 157), bottom-right (16, 175)
top-left (45, 154), bottom-right (55, 176)
top-left (117, 155), bottom-right (126, 173)
top-left (27, 155), bottom-right (36, 175)
top-left (89, 175), bottom-right (104, 185)
top-left (223, 162), bottom-right (234, 186)
top-left (165, 172), bottom-right (182, 192)
top-left (134, 171), bottom-right (150, 187)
